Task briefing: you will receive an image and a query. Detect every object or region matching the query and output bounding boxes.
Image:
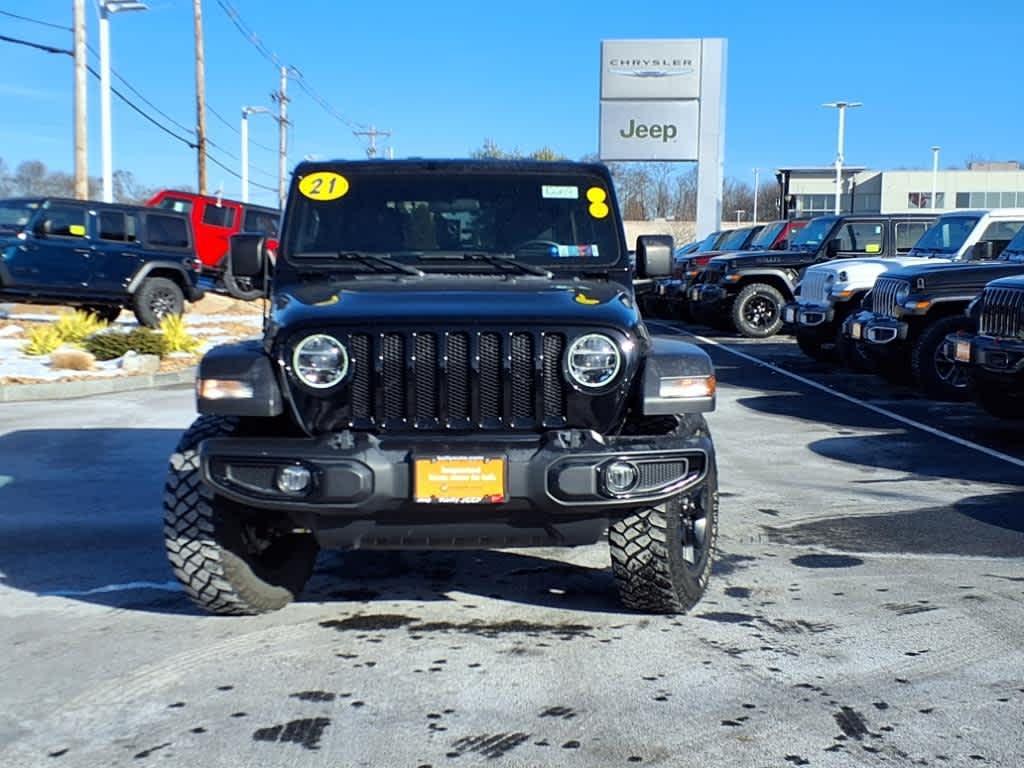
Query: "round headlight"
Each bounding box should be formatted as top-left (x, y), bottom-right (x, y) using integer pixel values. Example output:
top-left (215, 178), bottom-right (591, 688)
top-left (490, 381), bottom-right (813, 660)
top-left (292, 334), bottom-right (348, 389)
top-left (825, 273), bottom-right (836, 285)
top-left (895, 282), bottom-right (911, 304)
top-left (567, 334), bottom-right (621, 389)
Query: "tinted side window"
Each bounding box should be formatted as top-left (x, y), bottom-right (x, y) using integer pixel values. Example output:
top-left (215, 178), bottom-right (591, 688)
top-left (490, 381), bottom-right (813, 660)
top-left (99, 211), bottom-right (140, 242)
top-left (979, 220), bottom-right (1024, 258)
top-left (202, 205), bottom-right (236, 228)
top-left (146, 214), bottom-right (190, 249)
top-left (157, 198), bottom-right (193, 215)
top-left (836, 222), bottom-right (884, 253)
top-left (244, 210), bottom-right (279, 237)
top-left (41, 205), bottom-right (87, 238)
top-left (895, 222), bottom-right (929, 253)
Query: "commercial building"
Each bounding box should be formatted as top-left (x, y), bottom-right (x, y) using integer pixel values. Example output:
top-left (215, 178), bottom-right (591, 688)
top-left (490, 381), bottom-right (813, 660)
top-left (778, 162), bottom-right (1024, 218)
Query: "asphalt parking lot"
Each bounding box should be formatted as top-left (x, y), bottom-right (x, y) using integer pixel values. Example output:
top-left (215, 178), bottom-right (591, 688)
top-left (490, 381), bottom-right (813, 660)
top-left (1, 323), bottom-right (1022, 768)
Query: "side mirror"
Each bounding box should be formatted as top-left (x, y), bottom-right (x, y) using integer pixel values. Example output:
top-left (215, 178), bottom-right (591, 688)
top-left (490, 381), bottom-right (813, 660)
top-left (33, 219), bottom-right (52, 238)
top-left (635, 235), bottom-right (674, 279)
top-left (825, 238), bottom-right (840, 258)
top-left (229, 233), bottom-right (269, 277)
top-left (972, 241), bottom-right (994, 261)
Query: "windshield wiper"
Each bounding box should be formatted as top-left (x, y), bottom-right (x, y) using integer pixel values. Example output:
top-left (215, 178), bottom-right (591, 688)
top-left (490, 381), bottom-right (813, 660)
top-left (418, 252), bottom-right (553, 278)
top-left (332, 251), bottom-right (424, 276)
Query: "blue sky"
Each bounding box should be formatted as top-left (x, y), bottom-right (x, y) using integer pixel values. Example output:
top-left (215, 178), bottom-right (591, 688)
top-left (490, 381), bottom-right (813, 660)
top-left (2, 0), bottom-right (1021, 208)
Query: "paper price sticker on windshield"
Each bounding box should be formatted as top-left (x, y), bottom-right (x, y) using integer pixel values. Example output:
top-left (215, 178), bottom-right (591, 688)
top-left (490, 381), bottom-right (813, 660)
top-left (299, 172), bottom-right (350, 201)
top-left (542, 185), bottom-right (579, 199)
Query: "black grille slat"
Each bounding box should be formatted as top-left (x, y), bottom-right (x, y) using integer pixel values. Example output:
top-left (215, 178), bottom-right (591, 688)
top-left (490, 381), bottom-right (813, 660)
top-left (350, 334), bottom-right (371, 418)
top-left (414, 333), bottom-right (438, 422)
top-left (479, 333), bottom-right (502, 421)
top-left (381, 333), bottom-right (405, 421)
top-left (542, 334), bottom-right (566, 423)
top-left (447, 333), bottom-right (470, 421)
top-left (511, 333), bottom-right (534, 420)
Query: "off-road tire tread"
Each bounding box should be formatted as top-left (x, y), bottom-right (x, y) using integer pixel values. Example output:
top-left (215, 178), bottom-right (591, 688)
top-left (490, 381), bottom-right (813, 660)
top-left (911, 315), bottom-right (972, 401)
top-left (163, 415), bottom-right (313, 615)
top-left (134, 276), bottom-right (184, 328)
top-left (732, 283), bottom-right (786, 338)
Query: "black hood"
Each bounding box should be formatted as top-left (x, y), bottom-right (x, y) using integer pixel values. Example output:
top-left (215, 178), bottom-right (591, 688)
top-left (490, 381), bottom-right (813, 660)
top-left (885, 260), bottom-right (1024, 294)
top-left (708, 248), bottom-right (815, 270)
top-left (270, 275), bottom-right (640, 331)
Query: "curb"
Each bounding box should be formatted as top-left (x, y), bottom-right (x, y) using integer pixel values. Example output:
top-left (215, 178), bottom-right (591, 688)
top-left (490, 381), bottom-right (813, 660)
top-left (0, 367), bottom-right (197, 403)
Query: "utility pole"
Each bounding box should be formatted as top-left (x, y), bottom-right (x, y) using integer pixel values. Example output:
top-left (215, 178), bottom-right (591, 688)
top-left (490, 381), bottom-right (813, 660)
top-left (193, 0), bottom-right (207, 194)
top-left (272, 66), bottom-right (296, 207)
top-left (353, 126), bottom-right (392, 159)
top-left (823, 101), bottom-right (862, 215)
top-left (752, 167), bottom-right (760, 225)
top-left (73, 0), bottom-right (88, 199)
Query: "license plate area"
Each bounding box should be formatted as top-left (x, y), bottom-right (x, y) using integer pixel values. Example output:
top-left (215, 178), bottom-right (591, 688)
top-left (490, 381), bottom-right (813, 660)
top-left (414, 455), bottom-right (507, 504)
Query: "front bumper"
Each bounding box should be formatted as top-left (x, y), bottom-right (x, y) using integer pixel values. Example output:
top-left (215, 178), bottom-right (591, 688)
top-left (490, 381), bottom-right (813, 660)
top-left (200, 428), bottom-right (712, 519)
top-left (843, 311), bottom-right (909, 346)
top-left (943, 333), bottom-right (1024, 379)
top-left (783, 301), bottom-right (835, 328)
top-left (689, 283), bottom-right (731, 313)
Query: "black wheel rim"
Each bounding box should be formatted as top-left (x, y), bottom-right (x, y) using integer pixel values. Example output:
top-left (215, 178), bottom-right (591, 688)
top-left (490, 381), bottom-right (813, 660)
top-left (151, 289), bottom-right (178, 319)
top-left (933, 344), bottom-right (969, 389)
top-left (743, 296), bottom-right (778, 329)
top-left (680, 486), bottom-right (711, 573)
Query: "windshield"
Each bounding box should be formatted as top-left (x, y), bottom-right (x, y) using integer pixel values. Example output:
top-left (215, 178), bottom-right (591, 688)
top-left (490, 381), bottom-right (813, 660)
top-left (789, 217), bottom-right (837, 250)
top-left (720, 227), bottom-right (754, 251)
top-left (694, 233), bottom-right (722, 253)
top-left (283, 170), bottom-right (622, 269)
top-left (0, 199), bottom-right (41, 233)
top-left (1001, 226), bottom-right (1024, 262)
top-left (749, 221), bottom-right (786, 249)
top-left (910, 215), bottom-right (980, 256)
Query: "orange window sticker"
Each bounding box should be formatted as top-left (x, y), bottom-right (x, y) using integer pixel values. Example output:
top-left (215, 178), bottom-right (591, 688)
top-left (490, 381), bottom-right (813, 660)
top-left (299, 172), bottom-right (350, 201)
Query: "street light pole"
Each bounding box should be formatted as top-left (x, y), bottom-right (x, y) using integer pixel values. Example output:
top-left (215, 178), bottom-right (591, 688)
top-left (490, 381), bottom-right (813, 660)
top-left (823, 101), bottom-right (862, 215)
top-left (752, 167), bottom-right (760, 224)
top-left (98, 0), bottom-right (148, 203)
top-left (240, 106), bottom-right (271, 203)
top-left (735, 210), bottom-right (745, 224)
top-left (931, 145), bottom-right (941, 209)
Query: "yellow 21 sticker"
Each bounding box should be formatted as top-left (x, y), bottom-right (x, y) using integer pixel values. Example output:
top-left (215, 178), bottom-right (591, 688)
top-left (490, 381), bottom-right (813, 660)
top-left (299, 172), bottom-right (350, 201)
top-left (586, 187), bottom-right (609, 219)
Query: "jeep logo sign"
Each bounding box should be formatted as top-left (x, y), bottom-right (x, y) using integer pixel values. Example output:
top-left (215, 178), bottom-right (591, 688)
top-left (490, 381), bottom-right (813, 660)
top-left (599, 100), bottom-right (699, 161)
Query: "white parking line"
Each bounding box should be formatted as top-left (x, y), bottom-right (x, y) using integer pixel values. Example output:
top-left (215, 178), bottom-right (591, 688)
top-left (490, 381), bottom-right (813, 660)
top-left (43, 581), bottom-right (183, 597)
top-left (655, 324), bottom-right (1024, 472)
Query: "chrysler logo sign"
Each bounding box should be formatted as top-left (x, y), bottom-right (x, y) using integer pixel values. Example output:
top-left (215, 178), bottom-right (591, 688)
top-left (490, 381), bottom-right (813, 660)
top-left (608, 58), bottom-right (697, 79)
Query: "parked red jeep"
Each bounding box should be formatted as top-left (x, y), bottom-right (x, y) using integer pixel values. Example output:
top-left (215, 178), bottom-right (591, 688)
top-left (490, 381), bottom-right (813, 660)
top-left (146, 190), bottom-right (279, 299)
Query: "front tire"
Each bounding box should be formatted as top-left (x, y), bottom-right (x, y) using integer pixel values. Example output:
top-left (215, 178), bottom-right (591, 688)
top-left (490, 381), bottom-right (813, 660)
top-left (609, 460), bottom-right (719, 614)
top-left (911, 315), bottom-right (973, 401)
top-left (84, 304), bottom-right (122, 324)
top-left (163, 415), bottom-right (319, 615)
top-left (732, 283), bottom-right (786, 338)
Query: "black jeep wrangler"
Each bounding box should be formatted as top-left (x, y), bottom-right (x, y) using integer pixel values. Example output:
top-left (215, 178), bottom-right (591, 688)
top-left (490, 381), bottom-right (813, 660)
top-left (0, 197), bottom-right (203, 326)
top-left (689, 214), bottom-right (935, 338)
top-left (844, 222), bottom-right (1024, 401)
top-left (943, 274), bottom-right (1024, 419)
top-left (163, 160), bottom-right (720, 615)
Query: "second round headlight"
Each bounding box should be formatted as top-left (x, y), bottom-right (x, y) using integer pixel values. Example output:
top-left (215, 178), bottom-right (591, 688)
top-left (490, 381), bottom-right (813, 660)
top-left (895, 282), bottom-right (911, 304)
top-left (292, 334), bottom-right (348, 389)
top-left (567, 333), bottom-right (621, 389)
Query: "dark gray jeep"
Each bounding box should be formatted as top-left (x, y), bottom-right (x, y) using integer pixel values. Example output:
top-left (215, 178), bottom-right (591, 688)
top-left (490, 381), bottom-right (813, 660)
top-left (163, 159), bottom-right (720, 615)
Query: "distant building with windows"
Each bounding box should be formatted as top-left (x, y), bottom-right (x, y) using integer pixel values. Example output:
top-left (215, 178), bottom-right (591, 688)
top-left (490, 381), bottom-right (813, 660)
top-left (777, 162), bottom-right (1024, 218)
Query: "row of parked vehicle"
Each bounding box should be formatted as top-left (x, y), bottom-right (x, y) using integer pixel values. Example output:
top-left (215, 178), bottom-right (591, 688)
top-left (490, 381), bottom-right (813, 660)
top-left (0, 191), bottom-right (278, 326)
top-left (644, 208), bottom-right (1024, 418)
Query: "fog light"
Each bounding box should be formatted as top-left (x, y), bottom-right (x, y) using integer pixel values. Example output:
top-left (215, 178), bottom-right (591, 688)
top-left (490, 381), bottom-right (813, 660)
top-left (605, 461), bottom-right (639, 494)
top-left (276, 465), bottom-right (312, 494)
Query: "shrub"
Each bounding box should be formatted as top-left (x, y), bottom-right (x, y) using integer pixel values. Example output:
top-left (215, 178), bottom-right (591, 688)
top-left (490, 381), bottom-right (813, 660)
top-left (54, 311), bottom-right (108, 344)
top-left (159, 314), bottom-right (201, 354)
top-left (84, 328), bottom-right (167, 361)
top-left (22, 325), bottom-right (64, 356)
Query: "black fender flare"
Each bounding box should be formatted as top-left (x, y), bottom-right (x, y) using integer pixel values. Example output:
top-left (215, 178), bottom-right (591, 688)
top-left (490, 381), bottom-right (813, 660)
top-left (641, 336), bottom-right (716, 415)
top-left (127, 262), bottom-right (201, 300)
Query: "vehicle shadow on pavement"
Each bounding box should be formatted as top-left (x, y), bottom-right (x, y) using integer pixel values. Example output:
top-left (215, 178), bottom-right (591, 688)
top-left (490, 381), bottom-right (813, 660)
top-left (763, 489), bottom-right (1024, 559)
top-left (807, 433), bottom-right (1024, 486)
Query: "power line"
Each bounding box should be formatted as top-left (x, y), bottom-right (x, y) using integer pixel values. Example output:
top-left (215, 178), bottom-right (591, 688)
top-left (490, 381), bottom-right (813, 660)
top-left (0, 33), bottom-right (279, 191)
top-left (0, 10), bottom-right (70, 31)
top-left (209, 104), bottom-right (277, 154)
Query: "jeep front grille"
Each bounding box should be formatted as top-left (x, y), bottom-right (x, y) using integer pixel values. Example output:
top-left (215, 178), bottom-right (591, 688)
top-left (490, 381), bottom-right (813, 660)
top-left (800, 270), bottom-right (830, 304)
top-left (344, 330), bottom-right (567, 430)
top-left (696, 265), bottom-right (722, 285)
top-left (979, 287), bottom-right (1024, 339)
top-left (870, 277), bottom-right (907, 318)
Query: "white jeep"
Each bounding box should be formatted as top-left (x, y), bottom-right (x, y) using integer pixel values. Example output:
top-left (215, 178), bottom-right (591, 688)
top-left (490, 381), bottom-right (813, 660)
top-left (785, 209), bottom-right (1024, 364)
